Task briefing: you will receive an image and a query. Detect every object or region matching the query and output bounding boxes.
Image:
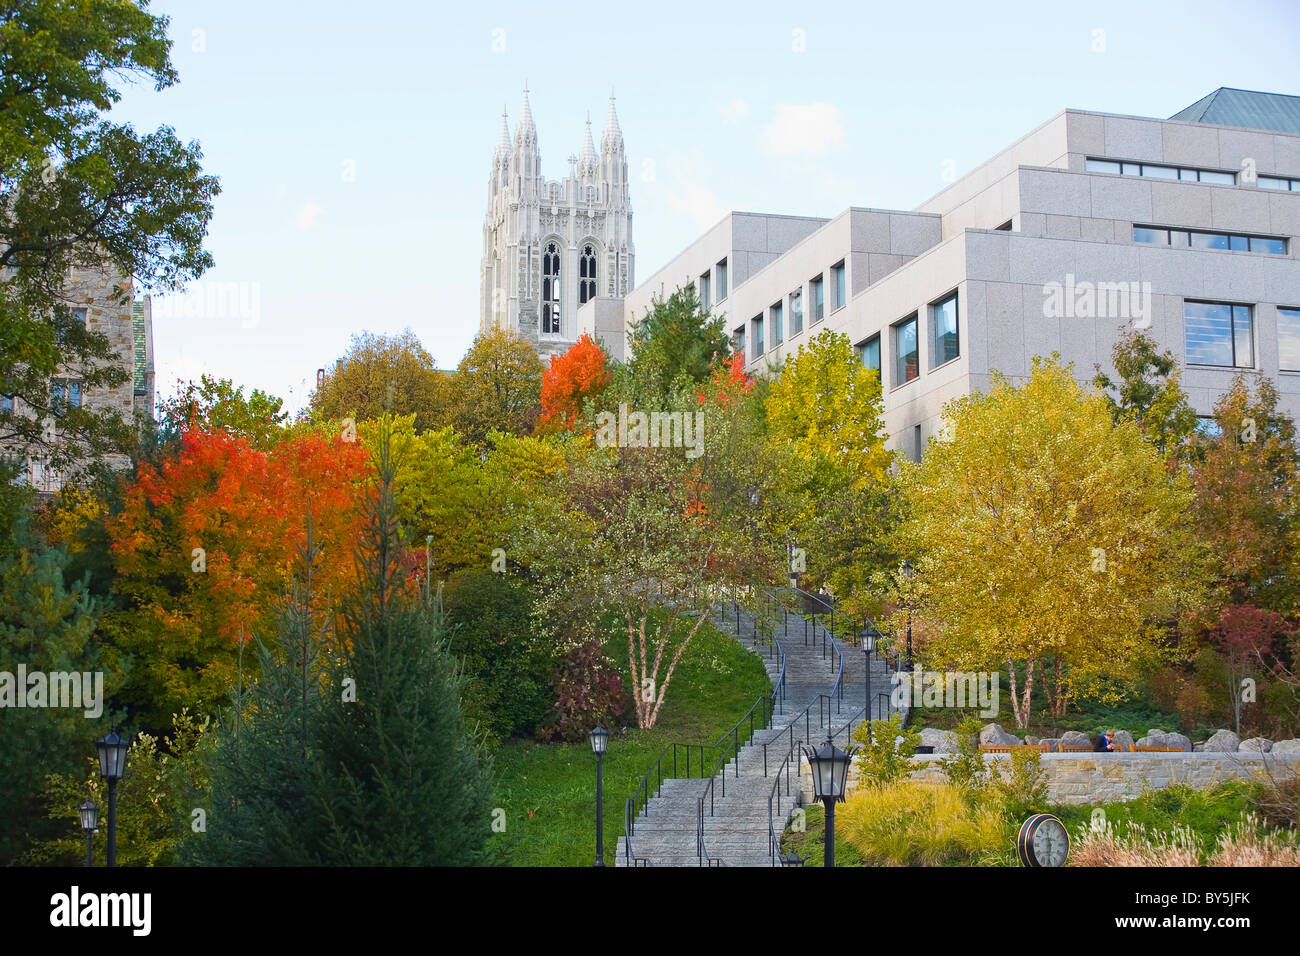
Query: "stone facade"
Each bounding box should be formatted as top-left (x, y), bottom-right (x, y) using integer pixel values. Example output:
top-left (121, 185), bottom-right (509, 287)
top-left (891, 752), bottom-right (1300, 805)
top-left (11, 265), bottom-right (153, 493)
top-left (480, 88), bottom-right (634, 361)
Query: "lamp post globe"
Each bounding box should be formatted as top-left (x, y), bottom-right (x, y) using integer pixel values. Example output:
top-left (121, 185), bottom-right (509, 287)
top-left (589, 727), bottom-right (610, 867)
top-left (95, 732), bottom-right (129, 867)
top-left (77, 801), bottom-right (98, 867)
top-left (804, 738), bottom-right (856, 868)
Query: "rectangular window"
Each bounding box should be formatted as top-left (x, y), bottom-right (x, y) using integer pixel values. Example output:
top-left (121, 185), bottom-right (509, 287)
top-left (856, 335), bottom-right (881, 376)
top-left (913, 424), bottom-right (923, 462)
top-left (1134, 225), bottom-right (1286, 255)
top-left (1195, 416), bottom-right (1223, 439)
top-left (893, 314), bottom-right (919, 386)
top-left (732, 326), bottom-right (746, 361)
top-left (789, 289), bottom-right (803, 335)
top-left (1089, 158), bottom-right (1236, 185)
top-left (1279, 307), bottom-right (1300, 371)
top-left (1184, 301), bottom-right (1253, 368)
top-left (931, 293), bottom-right (959, 367)
top-left (770, 301), bottom-right (783, 346)
top-left (716, 259), bottom-right (728, 300)
top-left (51, 380), bottom-right (82, 413)
top-left (752, 315), bottom-right (763, 356)
top-left (700, 272), bottom-right (711, 312)
top-left (1250, 236), bottom-right (1287, 254)
top-left (810, 274), bottom-right (824, 322)
top-left (0, 394), bottom-right (12, 413)
top-left (57, 308), bottom-right (87, 345)
top-left (1190, 231), bottom-right (1230, 251)
top-left (831, 260), bottom-right (845, 310)
top-left (1258, 176), bottom-right (1292, 191)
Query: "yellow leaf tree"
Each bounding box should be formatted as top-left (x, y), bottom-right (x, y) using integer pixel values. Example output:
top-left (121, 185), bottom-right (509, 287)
top-left (901, 355), bottom-right (1200, 727)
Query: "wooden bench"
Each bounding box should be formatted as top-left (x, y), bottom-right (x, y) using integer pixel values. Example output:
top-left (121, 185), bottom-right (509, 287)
top-left (980, 744), bottom-right (1050, 753)
top-left (1132, 745), bottom-right (1184, 752)
top-left (1058, 744), bottom-right (1094, 752)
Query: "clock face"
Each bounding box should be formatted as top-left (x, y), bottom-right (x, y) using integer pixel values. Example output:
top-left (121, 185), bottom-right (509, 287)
top-left (1031, 817), bottom-right (1069, 866)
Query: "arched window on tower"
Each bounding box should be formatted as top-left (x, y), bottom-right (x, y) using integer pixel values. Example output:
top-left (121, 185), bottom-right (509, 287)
top-left (579, 244), bottom-right (597, 304)
top-left (542, 242), bottom-right (561, 334)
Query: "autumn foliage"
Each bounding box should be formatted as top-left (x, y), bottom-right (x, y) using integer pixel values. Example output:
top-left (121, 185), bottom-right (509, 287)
top-left (538, 333), bottom-right (611, 431)
top-left (107, 427), bottom-right (374, 724)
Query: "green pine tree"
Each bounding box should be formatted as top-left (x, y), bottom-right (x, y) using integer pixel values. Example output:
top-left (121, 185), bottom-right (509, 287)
top-left (192, 424), bottom-right (494, 865)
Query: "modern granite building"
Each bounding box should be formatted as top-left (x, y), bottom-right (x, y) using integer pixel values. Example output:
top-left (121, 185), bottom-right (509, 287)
top-left (577, 87), bottom-right (1300, 460)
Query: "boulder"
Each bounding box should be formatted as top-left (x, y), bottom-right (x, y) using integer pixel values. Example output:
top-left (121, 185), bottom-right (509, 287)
top-left (1112, 730), bottom-right (1135, 752)
top-left (1193, 743), bottom-right (1205, 752)
top-left (1204, 729), bottom-right (1240, 752)
top-left (980, 723), bottom-right (1021, 746)
top-left (1038, 737), bottom-right (1061, 752)
top-left (1272, 739), bottom-right (1300, 754)
top-left (1239, 737), bottom-right (1273, 752)
top-left (1025, 735), bottom-right (1039, 745)
top-left (1061, 730), bottom-right (1093, 750)
top-left (1136, 732), bottom-right (1192, 752)
top-left (919, 728), bottom-right (960, 754)
top-left (1147, 729), bottom-right (1165, 737)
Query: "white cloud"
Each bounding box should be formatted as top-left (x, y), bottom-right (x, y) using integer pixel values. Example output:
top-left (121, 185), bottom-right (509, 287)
top-left (656, 155), bottom-right (728, 232)
top-left (762, 103), bottom-right (845, 156)
top-left (721, 98), bottom-right (749, 126)
top-left (295, 201), bottom-right (325, 231)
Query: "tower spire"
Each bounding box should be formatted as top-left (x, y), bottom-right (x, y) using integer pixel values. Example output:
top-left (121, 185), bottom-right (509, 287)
top-left (494, 106), bottom-right (512, 162)
top-left (601, 91), bottom-right (623, 152)
top-left (516, 84), bottom-right (537, 147)
top-left (580, 112), bottom-right (598, 173)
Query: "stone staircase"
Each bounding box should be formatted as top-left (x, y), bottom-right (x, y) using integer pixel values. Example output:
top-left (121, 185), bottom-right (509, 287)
top-left (616, 593), bottom-right (903, 867)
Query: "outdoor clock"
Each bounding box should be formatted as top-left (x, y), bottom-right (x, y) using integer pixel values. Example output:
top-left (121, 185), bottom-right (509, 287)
top-left (1017, 813), bottom-right (1070, 867)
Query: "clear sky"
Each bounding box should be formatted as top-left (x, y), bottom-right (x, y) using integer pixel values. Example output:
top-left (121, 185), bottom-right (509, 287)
top-left (108, 0), bottom-right (1300, 414)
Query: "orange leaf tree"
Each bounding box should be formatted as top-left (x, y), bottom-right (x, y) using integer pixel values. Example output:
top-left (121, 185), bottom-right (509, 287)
top-left (538, 332), bottom-right (611, 432)
top-left (105, 427), bottom-right (373, 727)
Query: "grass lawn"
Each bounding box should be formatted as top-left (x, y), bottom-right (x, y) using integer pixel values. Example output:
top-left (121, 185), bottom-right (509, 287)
top-left (486, 615), bottom-right (772, 866)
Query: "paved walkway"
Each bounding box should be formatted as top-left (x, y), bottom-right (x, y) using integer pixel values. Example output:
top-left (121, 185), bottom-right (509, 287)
top-left (617, 598), bottom-right (903, 867)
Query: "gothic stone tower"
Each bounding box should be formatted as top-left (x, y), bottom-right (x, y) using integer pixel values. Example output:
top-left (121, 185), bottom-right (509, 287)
top-left (480, 88), bottom-right (634, 360)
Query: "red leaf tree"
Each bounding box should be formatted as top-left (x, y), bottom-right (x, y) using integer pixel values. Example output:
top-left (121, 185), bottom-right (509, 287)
top-left (538, 333), bottom-right (611, 432)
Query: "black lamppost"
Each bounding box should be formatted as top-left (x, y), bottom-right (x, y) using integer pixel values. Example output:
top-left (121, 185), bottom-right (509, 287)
top-left (95, 732), bottom-right (129, 867)
top-left (901, 560), bottom-right (915, 671)
top-left (864, 627), bottom-right (880, 738)
top-left (77, 801), bottom-right (98, 867)
top-left (805, 738), bottom-right (855, 868)
top-left (589, 726), bottom-right (610, 868)
top-left (780, 851), bottom-right (805, 867)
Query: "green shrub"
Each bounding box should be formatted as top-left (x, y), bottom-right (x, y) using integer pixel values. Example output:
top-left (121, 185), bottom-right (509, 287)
top-left (850, 712), bottom-right (920, 785)
top-left (940, 715), bottom-right (988, 791)
top-left (444, 569), bottom-right (553, 742)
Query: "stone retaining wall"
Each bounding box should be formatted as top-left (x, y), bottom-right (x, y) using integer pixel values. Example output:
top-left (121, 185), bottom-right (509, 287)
top-left (804, 753), bottom-right (1300, 806)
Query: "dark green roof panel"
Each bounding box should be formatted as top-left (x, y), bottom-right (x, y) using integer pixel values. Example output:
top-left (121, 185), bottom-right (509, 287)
top-left (1170, 88), bottom-right (1300, 134)
top-left (132, 299), bottom-right (147, 393)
